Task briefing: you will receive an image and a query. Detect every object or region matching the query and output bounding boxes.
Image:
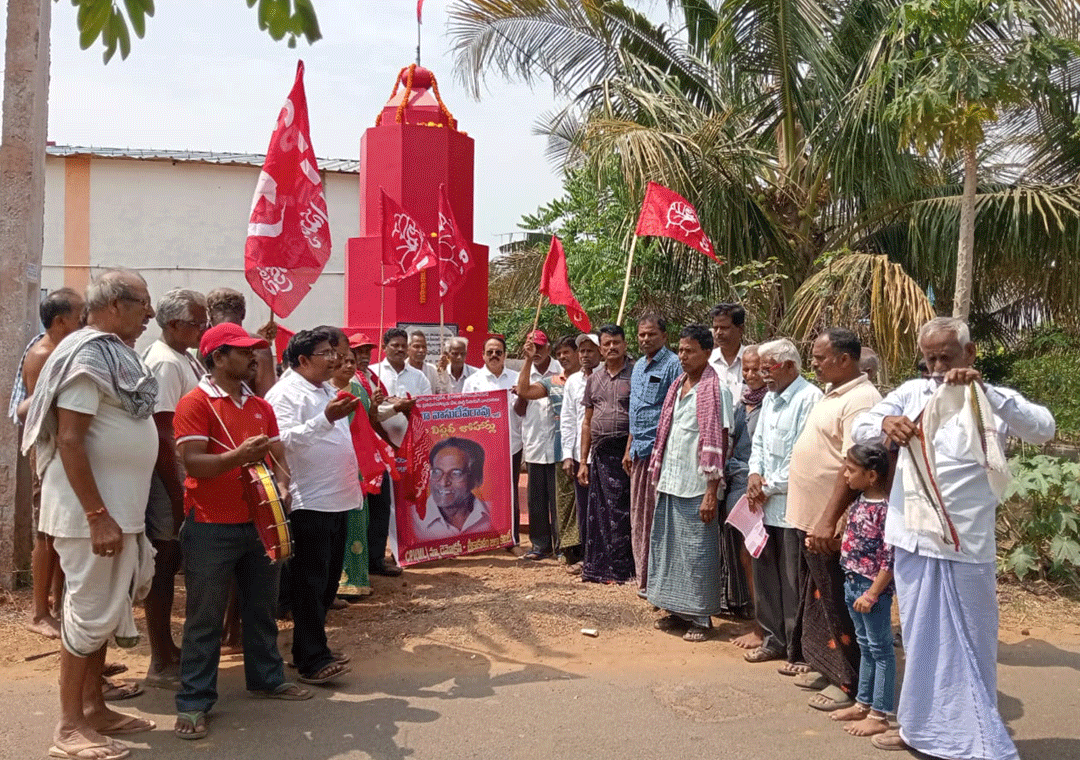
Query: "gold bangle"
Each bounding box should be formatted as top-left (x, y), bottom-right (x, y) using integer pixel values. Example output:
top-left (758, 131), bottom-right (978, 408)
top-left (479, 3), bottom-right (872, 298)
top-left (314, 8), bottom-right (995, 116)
top-left (85, 507), bottom-right (109, 520)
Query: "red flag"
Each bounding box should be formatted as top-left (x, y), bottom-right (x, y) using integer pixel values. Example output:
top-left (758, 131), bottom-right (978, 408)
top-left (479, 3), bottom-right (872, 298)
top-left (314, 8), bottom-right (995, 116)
top-left (540, 236), bottom-right (592, 332)
top-left (634, 181), bottom-right (718, 261)
top-left (436, 185), bottom-right (474, 299)
top-left (349, 400), bottom-right (397, 495)
top-left (244, 61), bottom-right (332, 318)
top-left (398, 406), bottom-right (433, 507)
top-left (417, 0), bottom-right (425, 23)
top-left (380, 190), bottom-right (437, 286)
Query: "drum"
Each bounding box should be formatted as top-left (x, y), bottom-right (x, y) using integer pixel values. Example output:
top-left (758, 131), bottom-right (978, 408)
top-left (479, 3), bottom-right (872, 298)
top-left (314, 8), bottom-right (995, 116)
top-left (245, 462), bottom-right (292, 562)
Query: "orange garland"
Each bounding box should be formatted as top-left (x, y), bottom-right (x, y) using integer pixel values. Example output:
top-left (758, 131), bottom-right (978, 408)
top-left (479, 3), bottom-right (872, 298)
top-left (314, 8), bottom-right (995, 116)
top-left (374, 63), bottom-right (458, 131)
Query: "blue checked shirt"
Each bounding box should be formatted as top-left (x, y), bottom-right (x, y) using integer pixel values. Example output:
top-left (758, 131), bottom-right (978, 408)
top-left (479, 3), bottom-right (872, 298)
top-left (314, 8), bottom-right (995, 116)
top-left (628, 346), bottom-right (681, 460)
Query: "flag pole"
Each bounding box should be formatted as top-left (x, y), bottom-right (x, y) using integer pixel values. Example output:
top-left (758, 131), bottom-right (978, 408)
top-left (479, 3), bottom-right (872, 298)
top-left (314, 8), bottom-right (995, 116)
top-left (616, 235), bottom-right (639, 325)
top-left (377, 262), bottom-right (386, 366)
top-left (530, 293), bottom-right (545, 336)
top-left (439, 300), bottom-right (445, 356)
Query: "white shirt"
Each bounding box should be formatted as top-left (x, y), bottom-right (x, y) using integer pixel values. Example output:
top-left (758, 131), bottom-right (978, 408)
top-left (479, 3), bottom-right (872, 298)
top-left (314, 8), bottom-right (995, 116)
top-left (710, 344), bottom-right (746, 404)
top-left (852, 378), bottom-right (1055, 564)
top-left (265, 370), bottom-right (362, 512)
top-left (408, 360), bottom-right (439, 392)
top-left (142, 339), bottom-right (204, 413)
top-left (434, 363), bottom-right (479, 395)
top-left (521, 358), bottom-right (562, 464)
top-left (747, 376), bottom-right (823, 527)
top-left (560, 370), bottom-right (588, 463)
top-left (412, 495), bottom-right (493, 542)
top-left (375, 359), bottom-right (433, 448)
top-left (462, 365), bottom-right (523, 455)
top-left (39, 375), bottom-right (157, 537)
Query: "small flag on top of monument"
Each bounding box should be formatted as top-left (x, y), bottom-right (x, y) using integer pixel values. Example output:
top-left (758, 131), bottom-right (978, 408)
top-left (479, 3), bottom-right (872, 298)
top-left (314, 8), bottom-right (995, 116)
top-left (436, 185), bottom-right (474, 299)
top-left (540, 236), bottom-right (592, 332)
top-left (244, 61), bottom-right (332, 319)
top-left (634, 181), bottom-right (718, 262)
top-left (380, 189), bottom-right (437, 286)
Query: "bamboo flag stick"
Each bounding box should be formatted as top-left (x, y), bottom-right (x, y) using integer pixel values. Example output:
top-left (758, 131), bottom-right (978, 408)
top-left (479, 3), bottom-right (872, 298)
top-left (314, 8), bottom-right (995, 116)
top-left (530, 293), bottom-right (545, 336)
top-left (377, 262), bottom-right (386, 365)
top-left (616, 234), bottom-right (640, 325)
top-left (439, 301), bottom-right (445, 356)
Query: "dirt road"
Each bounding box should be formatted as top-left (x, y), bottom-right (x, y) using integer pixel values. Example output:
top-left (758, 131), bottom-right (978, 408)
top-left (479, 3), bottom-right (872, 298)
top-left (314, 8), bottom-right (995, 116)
top-left (2, 552), bottom-right (1079, 759)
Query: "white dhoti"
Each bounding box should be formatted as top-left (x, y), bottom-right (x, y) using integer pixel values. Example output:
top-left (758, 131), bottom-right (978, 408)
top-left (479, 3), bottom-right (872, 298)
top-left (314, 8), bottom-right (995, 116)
top-left (895, 547), bottom-right (1018, 760)
top-left (54, 532), bottom-right (156, 657)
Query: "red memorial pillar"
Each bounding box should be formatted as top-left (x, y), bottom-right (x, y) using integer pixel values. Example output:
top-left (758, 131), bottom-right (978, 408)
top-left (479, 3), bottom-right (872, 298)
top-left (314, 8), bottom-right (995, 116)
top-left (345, 65), bottom-right (489, 365)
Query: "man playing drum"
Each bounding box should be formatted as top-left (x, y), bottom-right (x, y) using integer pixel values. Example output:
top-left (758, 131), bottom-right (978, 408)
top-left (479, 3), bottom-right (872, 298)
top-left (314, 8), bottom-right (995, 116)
top-left (172, 323), bottom-right (311, 740)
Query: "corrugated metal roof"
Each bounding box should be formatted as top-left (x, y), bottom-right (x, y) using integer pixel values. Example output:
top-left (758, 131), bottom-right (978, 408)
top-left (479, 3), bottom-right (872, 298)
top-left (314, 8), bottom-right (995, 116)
top-left (45, 144), bottom-right (359, 174)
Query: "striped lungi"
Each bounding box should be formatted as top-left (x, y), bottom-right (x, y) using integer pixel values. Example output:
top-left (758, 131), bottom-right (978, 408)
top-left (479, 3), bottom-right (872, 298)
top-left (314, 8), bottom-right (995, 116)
top-left (630, 457), bottom-right (657, 595)
top-left (646, 491), bottom-right (721, 627)
top-left (895, 548), bottom-right (1018, 760)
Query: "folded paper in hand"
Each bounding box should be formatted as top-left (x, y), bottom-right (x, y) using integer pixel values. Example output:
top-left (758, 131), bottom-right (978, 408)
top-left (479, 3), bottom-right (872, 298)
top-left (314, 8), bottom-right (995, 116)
top-left (724, 494), bottom-right (769, 558)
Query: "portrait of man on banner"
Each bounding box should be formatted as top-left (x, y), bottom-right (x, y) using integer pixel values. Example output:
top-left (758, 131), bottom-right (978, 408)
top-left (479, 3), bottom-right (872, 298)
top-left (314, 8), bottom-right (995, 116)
top-left (395, 391), bottom-right (514, 565)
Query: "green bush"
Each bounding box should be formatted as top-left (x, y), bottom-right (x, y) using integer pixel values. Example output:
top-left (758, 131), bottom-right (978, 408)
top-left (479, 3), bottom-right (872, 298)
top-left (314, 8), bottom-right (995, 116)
top-left (1000, 353), bottom-right (1080, 442)
top-left (998, 454), bottom-right (1080, 587)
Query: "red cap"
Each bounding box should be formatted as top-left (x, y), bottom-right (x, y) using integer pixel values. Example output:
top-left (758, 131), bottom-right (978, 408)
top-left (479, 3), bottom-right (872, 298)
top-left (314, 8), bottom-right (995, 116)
top-left (348, 332), bottom-right (376, 349)
top-left (530, 330), bottom-right (549, 346)
top-left (199, 323), bottom-right (268, 356)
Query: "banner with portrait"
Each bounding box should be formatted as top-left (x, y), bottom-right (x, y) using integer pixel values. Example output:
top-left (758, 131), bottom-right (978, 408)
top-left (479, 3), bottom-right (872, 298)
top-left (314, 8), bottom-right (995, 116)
top-left (394, 391), bottom-right (514, 566)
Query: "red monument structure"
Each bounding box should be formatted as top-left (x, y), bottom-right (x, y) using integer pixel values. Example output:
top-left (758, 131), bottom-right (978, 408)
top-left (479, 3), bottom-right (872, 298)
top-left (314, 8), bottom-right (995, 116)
top-left (345, 64), bottom-right (489, 364)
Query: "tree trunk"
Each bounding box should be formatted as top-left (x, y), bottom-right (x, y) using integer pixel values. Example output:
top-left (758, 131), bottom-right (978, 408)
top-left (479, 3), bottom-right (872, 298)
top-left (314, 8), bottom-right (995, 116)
top-left (0, 0), bottom-right (50, 590)
top-left (953, 142), bottom-right (978, 321)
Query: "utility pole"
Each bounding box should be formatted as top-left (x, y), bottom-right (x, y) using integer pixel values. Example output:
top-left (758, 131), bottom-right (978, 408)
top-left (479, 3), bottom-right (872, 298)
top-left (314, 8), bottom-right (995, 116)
top-left (0, 0), bottom-right (50, 589)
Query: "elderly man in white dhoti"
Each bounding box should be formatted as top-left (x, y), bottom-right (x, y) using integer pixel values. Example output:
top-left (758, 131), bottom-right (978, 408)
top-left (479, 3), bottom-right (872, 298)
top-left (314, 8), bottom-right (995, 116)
top-left (852, 317), bottom-right (1055, 758)
top-left (23, 269), bottom-right (160, 760)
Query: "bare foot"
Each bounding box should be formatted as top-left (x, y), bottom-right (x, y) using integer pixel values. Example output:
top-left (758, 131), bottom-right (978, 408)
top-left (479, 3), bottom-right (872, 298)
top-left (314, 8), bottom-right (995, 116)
top-left (732, 631), bottom-right (763, 650)
top-left (846, 715), bottom-right (891, 736)
top-left (25, 615), bottom-right (61, 639)
top-left (220, 644), bottom-right (243, 656)
top-left (830, 703), bottom-right (870, 722)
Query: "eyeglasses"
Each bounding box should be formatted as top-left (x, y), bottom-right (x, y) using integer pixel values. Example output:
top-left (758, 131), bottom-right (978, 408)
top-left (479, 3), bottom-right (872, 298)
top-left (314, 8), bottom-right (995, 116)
top-left (432, 468), bottom-right (468, 482)
top-left (484, 350), bottom-right (505, 357)
top-left (119, 295), bottom-right (151, 309)
top-left (311, 350), bottom-right (338, 359)
top-left (178, 319), bottom-right (210, 330)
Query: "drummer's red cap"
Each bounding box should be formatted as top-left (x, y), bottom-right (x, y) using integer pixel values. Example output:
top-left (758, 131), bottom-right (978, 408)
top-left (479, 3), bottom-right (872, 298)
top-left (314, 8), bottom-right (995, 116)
top-left (348, 332), bottom-right (376, 349)
top-left (200, 323), bottom-right (269, 356)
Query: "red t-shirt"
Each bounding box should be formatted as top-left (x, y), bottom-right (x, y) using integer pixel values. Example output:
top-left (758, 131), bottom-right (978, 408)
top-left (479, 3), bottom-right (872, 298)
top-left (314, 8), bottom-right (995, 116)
top-left (174, 380), bottom-right (280, 524)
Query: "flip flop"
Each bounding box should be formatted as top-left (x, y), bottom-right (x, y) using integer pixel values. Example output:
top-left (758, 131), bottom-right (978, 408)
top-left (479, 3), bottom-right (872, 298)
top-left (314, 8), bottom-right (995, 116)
top-left (251, 682), bottom-right (314, 701)
top-left (102, 663), bottom-right (128, 677)
top-left (682, 626), bottom-right (710, 643)
top-left (743, 647), bottom-right (783, 663)
top-left (808, 685), bottom-right (855, 712)
top-left (870, 729), bottom-right (910, 751)
top-left (101, 679), bottom-right (142, 701)
top-left (287, 651), bottom-right (350, 668)
top-left (298, 662), bottom-right (350, 685)
top-left (794, 671), bottom-right (830, 690)
top-left (654, 614), bottom-right (689, 631)
top-left (174, 711), bottom-right (208, 741)
top-left (143, 671), bottom-right (180, 691)
top-left (777, 661), bottom-right (813, 676)
top-left (48, 737), bottom-right (130, 760)
top-left (97, 713), bottom-right (156, 736)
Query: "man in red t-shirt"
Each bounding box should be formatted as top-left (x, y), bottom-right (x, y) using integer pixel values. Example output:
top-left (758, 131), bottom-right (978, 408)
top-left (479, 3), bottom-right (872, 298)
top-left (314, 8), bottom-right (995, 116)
top-left (171, 324), bottom-right (311, 740)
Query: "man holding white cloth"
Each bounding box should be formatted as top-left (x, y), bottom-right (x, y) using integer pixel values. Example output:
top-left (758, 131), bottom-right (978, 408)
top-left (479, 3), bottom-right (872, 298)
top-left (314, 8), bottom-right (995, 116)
top-left (852, 317), bottom-right (1055, 758)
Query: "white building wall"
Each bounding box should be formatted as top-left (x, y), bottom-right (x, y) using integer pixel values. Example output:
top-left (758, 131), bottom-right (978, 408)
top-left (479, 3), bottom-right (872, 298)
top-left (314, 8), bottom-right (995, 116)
top-left (41, 154), bottom-right (359, 350)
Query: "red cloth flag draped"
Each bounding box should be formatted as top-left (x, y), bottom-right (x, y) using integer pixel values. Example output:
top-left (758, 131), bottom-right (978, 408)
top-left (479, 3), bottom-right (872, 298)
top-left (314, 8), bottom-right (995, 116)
top-left (380, 190), bottom-right (437, 286)
top-left (244, 61), bottom-right (332, 318)
top-left (540, 236), bottom-right (592, 332)
top-left (348, 381), bottom-right (398, 495)
top-left (417, 0), bottom-right (425, 22)
top-left (436, 185), bottom-right (475, 299)
top-left (634, 181), bottom-right (718, 261)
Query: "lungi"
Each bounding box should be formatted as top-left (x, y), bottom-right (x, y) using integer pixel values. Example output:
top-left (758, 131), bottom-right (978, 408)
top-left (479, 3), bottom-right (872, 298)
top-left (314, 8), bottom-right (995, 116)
top-left (54, 532), bottom-right (155, 656)
top-left (718, 476), bottom-right (753, 616)
top-left (895, 548), bottom-right (1018, 760)
top-left (646, 492), bottom-right (721, 627)
top-left (339, 505), bottom-right (371, 597)
top-left (582, 437), bottom-right (635, 584)
top-left (630, 457), bottom-right (657, 595)
top-left (555, 464), bottom-right (580, 551)
top-left (800, 547), bottom-right (860, 693)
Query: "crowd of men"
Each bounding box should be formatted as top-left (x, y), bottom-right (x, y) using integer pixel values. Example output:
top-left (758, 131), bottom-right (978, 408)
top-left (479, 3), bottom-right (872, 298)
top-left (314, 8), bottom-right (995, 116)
top-left (13, 267), bottom-right (1056, 760)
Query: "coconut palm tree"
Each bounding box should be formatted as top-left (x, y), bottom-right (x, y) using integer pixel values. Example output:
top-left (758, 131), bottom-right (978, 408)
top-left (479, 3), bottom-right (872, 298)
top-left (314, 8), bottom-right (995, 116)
top-left (449, 0), bottom-right (1080, 345)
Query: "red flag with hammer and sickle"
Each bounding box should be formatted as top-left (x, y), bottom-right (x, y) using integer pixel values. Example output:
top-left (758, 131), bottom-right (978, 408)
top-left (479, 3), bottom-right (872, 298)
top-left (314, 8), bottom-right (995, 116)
top-left (634, 181), bottom-right (718, 262)
top-left (380, 190), bottom-right (437, 286)
top-left (244, 61), bottom-right (332, 318)
top-left (436, 185), bottom-right (475, 299)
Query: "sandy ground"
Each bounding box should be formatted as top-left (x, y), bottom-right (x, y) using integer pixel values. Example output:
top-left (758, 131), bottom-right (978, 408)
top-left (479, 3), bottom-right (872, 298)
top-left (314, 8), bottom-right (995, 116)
top-left (2, 551), bottom-right (1080, 759)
